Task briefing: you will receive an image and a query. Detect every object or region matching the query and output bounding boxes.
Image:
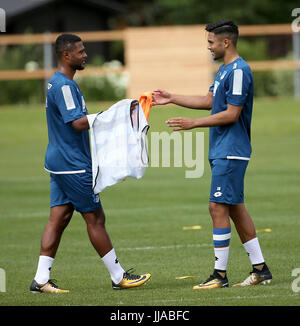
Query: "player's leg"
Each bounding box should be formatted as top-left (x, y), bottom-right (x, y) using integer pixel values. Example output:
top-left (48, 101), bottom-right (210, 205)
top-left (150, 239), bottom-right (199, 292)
top-left (30, 206), bottom-right (73, 293)
top-left (229, 203), bottom-right (256, 244)
top-left (61, 169), bottom-right (151, 290)
top-left (230, 204), bottom-right (272, 286)
top-left (81, 208), bottom-right (124, 284)
top-left (193, 202), bottom-right (230, 290)
top-left (81, 208), bottom-right (113, 256)
top-left (209, 202), bottom-right (231, 277)
top-left (81, 208), bottom-right (151, 289)
top-left (30, 175), bottom-right (73, 293)
top-left (40, 203), bottom-right (74, 258)
top-left (209, 201), bottom-right (230, 229)
top-left (193, 159), bottom-right (235, 290)
top-left (62, 172), bottom-right (124, 285)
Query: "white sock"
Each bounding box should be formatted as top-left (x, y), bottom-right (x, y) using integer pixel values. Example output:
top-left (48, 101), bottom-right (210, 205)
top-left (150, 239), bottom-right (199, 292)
top-left (101, 248), bottom-right (125, 285)
top-left (243, 237), bottom-right (265, 265)
top-left (214, 246), bottom-right (230, 272)
top-left (34, 255), bottom-right (54, 285)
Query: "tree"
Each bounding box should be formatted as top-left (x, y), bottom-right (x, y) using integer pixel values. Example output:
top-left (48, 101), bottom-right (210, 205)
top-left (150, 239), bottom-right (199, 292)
top-left (113, 0), bottom-right (300, 26)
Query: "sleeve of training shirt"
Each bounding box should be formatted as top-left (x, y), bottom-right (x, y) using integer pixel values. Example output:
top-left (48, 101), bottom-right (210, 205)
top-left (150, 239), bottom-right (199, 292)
top-left (225, 67), bottom-right (252, 107)
top-left (55, 83), bottom-right (85, 124)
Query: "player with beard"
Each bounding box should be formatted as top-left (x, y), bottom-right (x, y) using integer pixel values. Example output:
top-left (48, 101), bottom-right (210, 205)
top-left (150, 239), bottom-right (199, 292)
top-left (30, 34), bottom-right (151, 293)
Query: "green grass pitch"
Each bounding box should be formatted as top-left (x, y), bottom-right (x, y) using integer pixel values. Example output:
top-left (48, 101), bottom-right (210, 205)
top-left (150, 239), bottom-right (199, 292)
top-left (0, 97), bottom-right (299, 306)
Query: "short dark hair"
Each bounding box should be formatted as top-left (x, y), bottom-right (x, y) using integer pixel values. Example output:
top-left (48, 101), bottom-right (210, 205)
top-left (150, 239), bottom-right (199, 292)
top-left (205, 20), bottom-right (239, 45)
top-left (55, 33), bottom-right (82, 58)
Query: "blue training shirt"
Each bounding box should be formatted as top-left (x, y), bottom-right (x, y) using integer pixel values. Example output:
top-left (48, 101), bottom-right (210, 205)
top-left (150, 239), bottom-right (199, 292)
top-left (45, 72), bottom-right (91, 174)
top-left (208, 57), bottom-right (254, 160)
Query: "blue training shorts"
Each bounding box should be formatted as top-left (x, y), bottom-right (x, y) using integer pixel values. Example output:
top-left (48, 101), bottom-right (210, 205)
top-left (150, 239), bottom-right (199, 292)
top-left (209, 158), bottom-right (248, 205)
top-left (50, 171), bottom-right (102, 213)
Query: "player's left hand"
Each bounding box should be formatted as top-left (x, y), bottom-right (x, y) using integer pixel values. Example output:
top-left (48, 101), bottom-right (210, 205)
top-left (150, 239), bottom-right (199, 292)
top-left (165, 117), bottom-right (196, 131)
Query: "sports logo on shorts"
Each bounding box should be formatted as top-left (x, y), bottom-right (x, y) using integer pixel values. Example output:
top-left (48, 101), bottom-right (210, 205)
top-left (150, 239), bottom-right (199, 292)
top-left (214, 186), bottom-right (222, 197)
top-left (93, 194), bottom-right (100, 203)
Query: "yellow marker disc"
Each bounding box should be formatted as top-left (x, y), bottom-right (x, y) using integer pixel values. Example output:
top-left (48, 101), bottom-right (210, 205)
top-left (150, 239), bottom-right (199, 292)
top-left (175, 276), bottom-right (196, 280)
top-left (257, 228), bottom-right (272, 233)
top-left (182, 225), bottom-right (202, 230)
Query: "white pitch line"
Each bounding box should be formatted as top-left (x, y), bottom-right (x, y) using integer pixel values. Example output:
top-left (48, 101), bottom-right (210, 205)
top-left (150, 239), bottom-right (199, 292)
top-left (0, 211), bottom-right (49, 219)
top-left (0, 204), bottom-right (202, 219)
top-left (118, 243), bottom-right (211, 251)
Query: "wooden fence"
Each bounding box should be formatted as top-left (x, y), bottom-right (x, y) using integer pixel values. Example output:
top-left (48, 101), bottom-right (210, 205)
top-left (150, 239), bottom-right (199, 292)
top-left (0, 24), bottom-right (299, 98)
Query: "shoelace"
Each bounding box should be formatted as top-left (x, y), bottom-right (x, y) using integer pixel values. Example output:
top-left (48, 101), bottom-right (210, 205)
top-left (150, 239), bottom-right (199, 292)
top-left (203, 272), bottom-right (226, 284)
top-left (123, 268), bottom-right (141, 280)
top-left (203, 275), bottom-right (216, 284)
top-left (47, 279), bottom-right (59, 288)
top-left (241, 273), bottom-right (258, 286)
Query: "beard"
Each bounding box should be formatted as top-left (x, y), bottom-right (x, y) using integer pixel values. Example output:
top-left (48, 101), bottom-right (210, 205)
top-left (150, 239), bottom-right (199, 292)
top-left (213, 53), bottom-right (223, 61)
top-left (70, 64), bottom-right (85, 71)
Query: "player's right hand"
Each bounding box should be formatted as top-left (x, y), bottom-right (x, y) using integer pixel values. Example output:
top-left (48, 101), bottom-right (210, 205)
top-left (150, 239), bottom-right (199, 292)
top-left (152, 89), bottom-right (171, 106)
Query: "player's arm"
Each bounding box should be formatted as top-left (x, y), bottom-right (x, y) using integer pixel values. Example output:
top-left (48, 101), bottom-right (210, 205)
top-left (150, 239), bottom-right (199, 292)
top-left (55, 84), bottom-right (90, 132)
top-left (166, 104), bottom-right (242, 131)
top-left (152, 89), bottom-right (213, 110)
top-left (71, 116), bottom-right (89, 131)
